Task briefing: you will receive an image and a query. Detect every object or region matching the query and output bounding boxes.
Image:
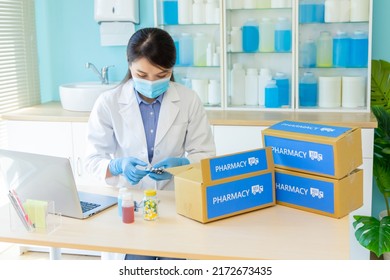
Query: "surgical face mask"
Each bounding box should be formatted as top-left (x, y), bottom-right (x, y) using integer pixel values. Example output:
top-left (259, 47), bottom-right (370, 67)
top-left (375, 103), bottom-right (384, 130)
top-left (132, 77), bottom-right (170, 99)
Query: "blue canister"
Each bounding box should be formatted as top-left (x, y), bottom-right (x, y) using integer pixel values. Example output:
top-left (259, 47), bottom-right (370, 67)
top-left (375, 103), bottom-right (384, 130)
top-left (350, 31), bottom-right (368, 68)
top-left (299, 39), bottom-right (316, 68)
top-left (265, 80), bottom-right (280, 108)
top-left (172, 34), bottom-right (180, 65)
top-left (333, 31), bottom-right (350, 68)
top-left (242, 19), bottom-right (259, 52)
top-left (299, 0), bottom-right (325, 23)
top-left (299, 72), bottom-right (318, 107)
top-left (274, 72), bottom-right (289, 106)
top-left (179, 33), bottom-right (194, 66)
top-left (162, 0), bottom-right (178, 25)
top-left (274, 17), bottom-right (292, 52)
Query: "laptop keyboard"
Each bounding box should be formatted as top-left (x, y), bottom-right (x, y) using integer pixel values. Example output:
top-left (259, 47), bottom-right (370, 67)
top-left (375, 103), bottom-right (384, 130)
top-left (80, 201), bottom-right (100, 213)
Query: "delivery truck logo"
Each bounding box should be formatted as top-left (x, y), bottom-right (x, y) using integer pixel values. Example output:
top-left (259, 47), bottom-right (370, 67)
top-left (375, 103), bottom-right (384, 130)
top-left (310, 187), bottom-right (324, 199)
top-left (320, 127), bottom-right (335, 133)
top-left (251, 184), bottom-right (264, 195)
top-left (309, 150), bottom-right (323, 161)
top-left (248, 157), bottom-right (259, 166)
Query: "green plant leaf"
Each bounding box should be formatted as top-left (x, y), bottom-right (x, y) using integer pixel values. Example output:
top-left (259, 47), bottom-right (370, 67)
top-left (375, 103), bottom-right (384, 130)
top-left (371, 60), bottom-right (390, 109)
top-left (353, 215), bottom-right (390, 257)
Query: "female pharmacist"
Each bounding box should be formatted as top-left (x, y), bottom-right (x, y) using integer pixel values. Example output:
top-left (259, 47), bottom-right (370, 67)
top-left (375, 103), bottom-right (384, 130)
top-left (84, 28), bottom-right (216, 259)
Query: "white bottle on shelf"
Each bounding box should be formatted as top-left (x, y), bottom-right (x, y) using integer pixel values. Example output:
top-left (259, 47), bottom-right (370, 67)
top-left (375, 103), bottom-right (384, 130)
top-left (259, 17), bottom-right (275, 52)
top-left (193, 0), bottom-right (206, 24)
top-left (350, 0), bottom-right (370, 22)
top-left (244, 0), bottom-right (257, 9)
top-left (206, 42), bottom-right (215, 66)
top-left (258, 68), bottom-right (272, 106)
top-left (256, 0), bottom-right (271, 8)
top-left (212, 46), bottom-right (220, 66)
top-left (193, 33), bottom-right (208, 66)
top-left (230, 63), bottom-right (246, 106)
top-left (245, 68), bottom-right (259, 106)
top-left (230, 27), bottom-right (242, 52)
top-left (325, 0), bottom-right (350, 23)
top-left (318, 76), bottom-right (341, 107)
top-left (271, 0), bottom-right (291, 8)
top-left (178, 0), bottom-right (192, 24)
top-left (191, 78), bottom-right (209, 104)
top-left (208, 79), bottom-right (221, 105)
top-left (342, 76), bottom-right (366, 108)
top-left (205, 0), bottom-right (218, 24)
top-left (227, 0), bottom-right (243, 9)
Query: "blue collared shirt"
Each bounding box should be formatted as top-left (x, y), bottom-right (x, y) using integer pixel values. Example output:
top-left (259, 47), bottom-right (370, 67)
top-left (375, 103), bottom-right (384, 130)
top-left (135, 92), bottom-right (164, 163)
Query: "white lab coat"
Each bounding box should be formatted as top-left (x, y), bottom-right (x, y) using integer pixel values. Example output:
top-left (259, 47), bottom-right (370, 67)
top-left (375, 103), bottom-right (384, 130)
top-left (84, 79), bottom-right (216, 190)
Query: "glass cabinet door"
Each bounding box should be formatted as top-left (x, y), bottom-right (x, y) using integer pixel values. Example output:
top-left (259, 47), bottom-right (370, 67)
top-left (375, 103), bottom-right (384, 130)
top-left (224, 0), bottom-right (294, 111)
top-left (156, 0), bottom-right (223, 109)
top-left (297, 0), bottom-right (371, 112)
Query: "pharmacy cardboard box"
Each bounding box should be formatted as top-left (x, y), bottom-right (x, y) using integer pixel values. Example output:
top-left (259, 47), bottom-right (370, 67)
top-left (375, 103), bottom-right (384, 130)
top-left (168, 148), bottom-right (275, 223)
top-left (262, 120), bottom-right (362, 179)
top-left (275, 168), bottom-right (363, 218)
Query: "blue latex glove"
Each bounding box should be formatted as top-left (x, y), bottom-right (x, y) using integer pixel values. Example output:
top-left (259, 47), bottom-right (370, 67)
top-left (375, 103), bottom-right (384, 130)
top-left (108, 157), bottom-right (149, 185)
top-left (148, 157), bottom-right (190, 181)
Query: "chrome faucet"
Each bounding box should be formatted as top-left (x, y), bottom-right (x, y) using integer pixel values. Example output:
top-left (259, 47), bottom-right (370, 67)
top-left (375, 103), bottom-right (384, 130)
top-left (85, 62), bottom-right (114, 84)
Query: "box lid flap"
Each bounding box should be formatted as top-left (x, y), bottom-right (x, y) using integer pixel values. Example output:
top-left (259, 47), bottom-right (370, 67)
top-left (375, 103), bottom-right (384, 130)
top-left (268, 120), bottom-right (353, 138)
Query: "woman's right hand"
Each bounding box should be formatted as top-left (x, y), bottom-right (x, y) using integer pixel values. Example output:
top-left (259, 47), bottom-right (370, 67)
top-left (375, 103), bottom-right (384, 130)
top-left (108, 157), bottom-right (149, 185)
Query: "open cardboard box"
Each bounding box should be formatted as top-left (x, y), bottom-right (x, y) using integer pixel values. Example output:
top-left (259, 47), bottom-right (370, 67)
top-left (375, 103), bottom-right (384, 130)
top-left (262, 120), bottom-right (362, 179)
top-left (167, 148), bottom-right (276, 223)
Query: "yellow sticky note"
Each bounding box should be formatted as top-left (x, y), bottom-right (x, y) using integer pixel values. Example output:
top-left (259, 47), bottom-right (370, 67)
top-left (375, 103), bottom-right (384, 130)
top-left (24, 199), bottom-right (48, 229)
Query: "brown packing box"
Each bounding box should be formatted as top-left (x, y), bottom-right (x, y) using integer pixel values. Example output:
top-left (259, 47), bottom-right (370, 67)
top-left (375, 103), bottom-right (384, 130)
top-left (262, 120), bottom-right (362, 179)
top-left (274, 168), bottom-right (363, 218)
top-left (167, 148), bottom-right (276, 223)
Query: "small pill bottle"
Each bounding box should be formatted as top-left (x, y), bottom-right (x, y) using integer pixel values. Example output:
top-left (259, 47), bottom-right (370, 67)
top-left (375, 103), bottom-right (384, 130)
top-left (122, 193), bottom-right (134, 224)
top-left (143, 189), bottom-right (158, 221)
top-left (118, 187), bottom-right (131, 217)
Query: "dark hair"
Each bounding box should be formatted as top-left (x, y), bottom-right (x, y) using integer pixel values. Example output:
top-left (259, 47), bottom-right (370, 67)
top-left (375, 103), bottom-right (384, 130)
top-left (122, 27), bottom-right (176, 82)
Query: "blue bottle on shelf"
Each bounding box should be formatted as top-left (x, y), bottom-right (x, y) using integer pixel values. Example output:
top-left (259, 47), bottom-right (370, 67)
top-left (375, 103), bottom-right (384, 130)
top-left (274, 72), bottom-right (289, 106)
top-left (350, 31), bottom-right (368, 68)
top-left (265, 80), bottom-right (280, 108)
top-left (242, 19), bottom-right (259, 53)
top-left (275, 17), bottom-right (292, 52)
top-left (299, 0), bottom-right (325, 23)
top-left (179, 33), bottom-right (194, 66)
top-left (162, 0), bottom-right (178, 25)
top-left (333, 31), bottom-right (350, 68)
top-left (299, 39), bottom-right (316, 68)
top-left (299, 72), bottom-right (318, 107)
top-left (172, 34), bottom-right (180, 65)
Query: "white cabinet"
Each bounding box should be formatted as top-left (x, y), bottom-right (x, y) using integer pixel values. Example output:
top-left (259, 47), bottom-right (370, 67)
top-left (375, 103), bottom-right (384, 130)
top-left (296, 0), bottom-right (372, 112)
top-left (5, 121), bottom-right (102, 186)
top-left (155, 0), bottom-right (373, 113)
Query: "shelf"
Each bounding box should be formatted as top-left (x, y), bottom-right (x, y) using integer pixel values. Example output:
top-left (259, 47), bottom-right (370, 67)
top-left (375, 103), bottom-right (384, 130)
top-left (174, 65), bottom-right (220, 68)
top-left (228, 51), bottom-right (292, 54)
top-left (299, 21), bottom-right (369, 25)
top-left (158, 24), bottom-right (220, 27)
top-left (226, 8), bottom-right (292, 12)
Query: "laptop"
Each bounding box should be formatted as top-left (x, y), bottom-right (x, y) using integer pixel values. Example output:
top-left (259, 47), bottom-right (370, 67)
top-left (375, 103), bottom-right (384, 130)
top-left (0, 149), bottom-right (117, 219)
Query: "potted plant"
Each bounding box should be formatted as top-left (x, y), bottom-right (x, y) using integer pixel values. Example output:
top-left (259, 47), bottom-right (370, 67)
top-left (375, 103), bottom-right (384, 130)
top-left (353, 59), bottom-right (390, 259)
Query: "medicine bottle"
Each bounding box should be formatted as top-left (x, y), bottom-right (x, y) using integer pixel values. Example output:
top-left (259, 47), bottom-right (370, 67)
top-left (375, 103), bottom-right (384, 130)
top-left (143, 189), bottom-right (158, 221)
top-left (299, 72), bottom-right (318, 107)
top-left (122, 193), bottom-right (134, 224)
top-left (118, 187), bottom-right (131, 217)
